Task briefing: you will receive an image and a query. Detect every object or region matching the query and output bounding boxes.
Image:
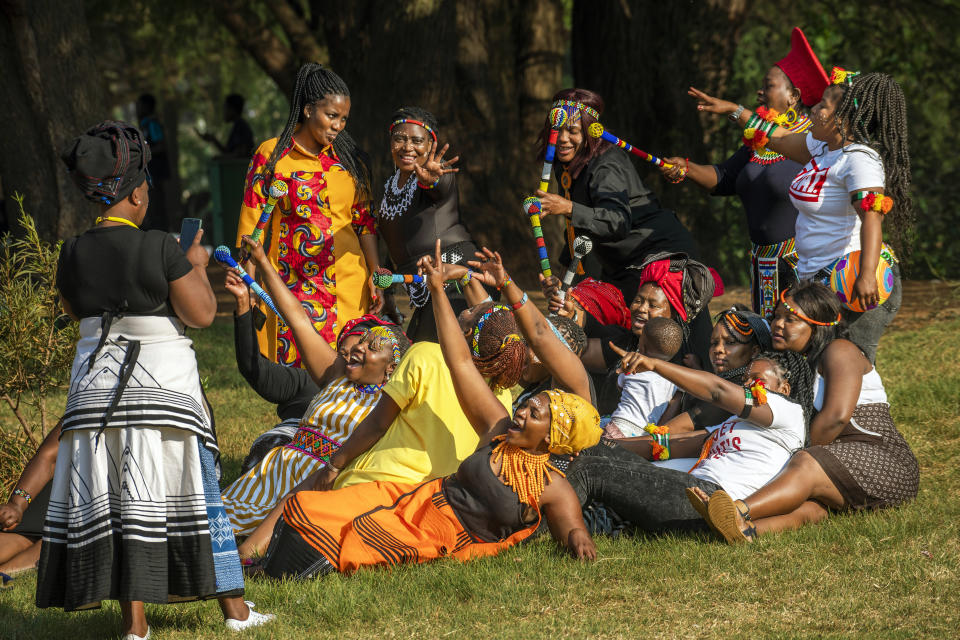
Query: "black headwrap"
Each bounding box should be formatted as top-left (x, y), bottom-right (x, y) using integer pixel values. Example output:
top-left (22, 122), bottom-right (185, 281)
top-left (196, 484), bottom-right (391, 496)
top-left (61, 121), bottom-right (151, 205)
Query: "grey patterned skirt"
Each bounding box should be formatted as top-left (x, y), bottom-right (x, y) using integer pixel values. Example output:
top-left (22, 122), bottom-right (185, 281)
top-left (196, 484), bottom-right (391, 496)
top-left (807, 403), bottom-right (919, 510)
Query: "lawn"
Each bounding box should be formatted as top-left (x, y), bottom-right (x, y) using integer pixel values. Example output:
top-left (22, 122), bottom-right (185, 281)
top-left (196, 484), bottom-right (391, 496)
top-left (1, 312), bottom-right (958, 639)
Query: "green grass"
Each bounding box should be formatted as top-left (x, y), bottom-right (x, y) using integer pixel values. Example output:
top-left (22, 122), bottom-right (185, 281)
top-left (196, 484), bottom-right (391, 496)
top-left (1, 317), bottom-right (959, 638)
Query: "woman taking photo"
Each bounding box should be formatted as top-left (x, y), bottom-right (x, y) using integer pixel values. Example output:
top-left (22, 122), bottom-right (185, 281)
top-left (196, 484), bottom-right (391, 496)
top-left (660, 28), bottom-right (829, 320)
top-left (690, 281), bottom-right (918, 543)
top-left (237, 63), bottom-right (380, 366)
top-left (690, 69), bottom-right (912, 363)
top-left (260, 242), bottom-right (602, 579)
top-left (41, 122), bottom-right (272, 637)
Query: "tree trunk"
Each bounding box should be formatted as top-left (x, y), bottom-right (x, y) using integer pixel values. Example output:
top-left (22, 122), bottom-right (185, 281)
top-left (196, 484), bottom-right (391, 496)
top-left (571, 0), bottom-right (750, 274)
top-left (0, 0), bottom-right (106, 239)
top-left (312, 0), bottom-right (565, 284)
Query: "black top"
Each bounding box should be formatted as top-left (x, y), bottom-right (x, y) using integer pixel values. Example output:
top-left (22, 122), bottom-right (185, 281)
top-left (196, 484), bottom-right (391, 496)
top-left (234, 310), bottom-right (319, 420)
top-left (712, 146), bottom-right (802, 246)
top-left (559, 148), bottom-right (699, 295)
top-left (443, 443), bottom-right (536, 542)
top-left (56, 226), bottom-right (192, 318)
top-left (377, 172), bottom-right (474, 272)
top-left (226, 118), bottom-right (255, 158)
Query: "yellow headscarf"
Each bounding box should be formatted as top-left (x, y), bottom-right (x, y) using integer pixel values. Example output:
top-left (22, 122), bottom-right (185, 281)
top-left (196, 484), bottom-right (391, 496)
top-left (543, 389), bottom-right (602, 455)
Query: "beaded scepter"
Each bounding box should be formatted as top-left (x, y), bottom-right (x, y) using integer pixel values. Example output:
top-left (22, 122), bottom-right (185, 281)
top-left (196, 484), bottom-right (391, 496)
top-left (213, 245), bottom-right (286, 323)
top-left (251, 179), bottom-right (288, 244)
top-left (587, 123), bottom-right (674, 168)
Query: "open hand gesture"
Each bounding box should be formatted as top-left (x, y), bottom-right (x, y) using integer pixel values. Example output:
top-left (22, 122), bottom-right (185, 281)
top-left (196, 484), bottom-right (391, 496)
top-left (609, 341), bottom-right (654, 375)
top-left (413, 141), bottom-right (460, 187)
top-left (687, 86), bottom-right (739, 117)
top-left (467, 247), bottom-right (508, 289)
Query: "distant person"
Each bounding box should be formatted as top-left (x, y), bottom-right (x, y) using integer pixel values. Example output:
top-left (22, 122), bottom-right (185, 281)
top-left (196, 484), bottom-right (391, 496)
top-left (136, 93), bottom-right (172, 231)
top-left (197, 93), bottom-right (255, 159)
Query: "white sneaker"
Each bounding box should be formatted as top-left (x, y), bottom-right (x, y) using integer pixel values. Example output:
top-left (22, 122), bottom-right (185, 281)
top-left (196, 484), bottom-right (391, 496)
top-left (122, 626), bottom-right (150, 640)
top-left (225, 601), bottom-right (276, 632)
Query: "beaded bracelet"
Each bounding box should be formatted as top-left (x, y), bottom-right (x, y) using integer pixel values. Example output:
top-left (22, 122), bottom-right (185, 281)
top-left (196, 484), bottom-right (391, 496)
top-left (12, 488), bottom-right (32, 505)
top-left (417, 177), bottom-right (440, 190)
top-left (459, 270), bottom-right (473, 289)
top-left (510, 292), bottom-right (529, 310)
top-left (852, 191), bottom-right (894, 215)
top-left (498, 276), bottom-right (513, 291)
top-left (743, 115), bottom-right (779, 151)
top-left (644, 424), bottom-right (670, 461)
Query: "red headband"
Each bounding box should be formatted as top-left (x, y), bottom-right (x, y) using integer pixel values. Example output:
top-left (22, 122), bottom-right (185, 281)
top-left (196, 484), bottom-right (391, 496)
top-left (568, 278), bottom-right (630, 329)
top-left (389, 118), bottom-right (437, 145)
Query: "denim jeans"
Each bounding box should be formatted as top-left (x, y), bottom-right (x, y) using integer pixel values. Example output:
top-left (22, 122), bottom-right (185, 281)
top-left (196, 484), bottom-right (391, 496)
top-left (843, 263), bottom-right (902, 364)
top-left (566, 441), bottom-right (721, 533)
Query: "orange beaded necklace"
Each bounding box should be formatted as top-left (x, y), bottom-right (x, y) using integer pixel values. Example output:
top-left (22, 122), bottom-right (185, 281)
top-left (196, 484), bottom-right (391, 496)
top-left (491, 435), bottom-right (563, 507)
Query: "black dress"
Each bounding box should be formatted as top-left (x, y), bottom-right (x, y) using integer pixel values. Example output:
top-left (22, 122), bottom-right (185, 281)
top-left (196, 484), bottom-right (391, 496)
top-left (377, 172), bottom-right (479, 342)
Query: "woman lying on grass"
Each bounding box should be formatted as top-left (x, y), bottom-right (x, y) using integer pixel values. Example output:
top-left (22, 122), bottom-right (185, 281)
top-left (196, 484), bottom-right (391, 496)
top-left (260, 241), bottom-right (602, 578)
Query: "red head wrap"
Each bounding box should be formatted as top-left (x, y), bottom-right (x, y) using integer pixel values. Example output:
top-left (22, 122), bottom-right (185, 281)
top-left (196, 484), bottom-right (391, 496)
top-left (568, 278), bottom-right (630, 329)
top-left (775, 27), bottom-right (830, 107)
top-left (337, 314), bottom-right (406, 351)
top-left (639, 260), bottom-right (688, 322)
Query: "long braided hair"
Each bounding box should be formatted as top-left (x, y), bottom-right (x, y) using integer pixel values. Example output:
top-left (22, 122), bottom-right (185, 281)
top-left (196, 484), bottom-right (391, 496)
top-left (264, 63), bottom-right (371, 196)
top-left (751, 350), bottom-right (815, 433)
top-left (469, 303), bottom-right (527, 392)
top-left (833, 73), bottom-right (913, 259)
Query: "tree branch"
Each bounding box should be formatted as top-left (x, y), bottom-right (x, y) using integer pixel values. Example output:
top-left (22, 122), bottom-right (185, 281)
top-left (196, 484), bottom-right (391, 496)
top-left (3, 392), bottom-right (38, 446)
top-left (211, 0), bottom-right (297, 94)
top-left (273, 0), bottom-right (327, 64)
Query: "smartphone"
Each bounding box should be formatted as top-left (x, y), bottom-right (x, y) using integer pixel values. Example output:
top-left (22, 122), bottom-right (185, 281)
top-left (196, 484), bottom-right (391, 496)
top-left (179, 217), bottom-right (202, 252)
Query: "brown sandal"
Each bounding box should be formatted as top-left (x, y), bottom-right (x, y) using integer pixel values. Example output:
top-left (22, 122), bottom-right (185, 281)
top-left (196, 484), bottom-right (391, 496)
top-left (706, 490), bottom-right (756, 544)
top-left (686, 487), bottom-right (724, 538)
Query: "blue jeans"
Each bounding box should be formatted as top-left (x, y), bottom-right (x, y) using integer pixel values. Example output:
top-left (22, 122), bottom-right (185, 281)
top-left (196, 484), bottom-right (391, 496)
top-left (566, 441), bottom-right (721, 533)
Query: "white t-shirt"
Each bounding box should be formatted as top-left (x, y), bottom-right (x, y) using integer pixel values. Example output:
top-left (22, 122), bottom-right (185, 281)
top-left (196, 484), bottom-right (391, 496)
top-left (790, 133), bottom-right (885, 277)
top-left (689, 392), bottom-right (805, 500)
top-left (813, 367), bottom-right (887, 411)
top-left (610, 371), bottom-right (677, 436)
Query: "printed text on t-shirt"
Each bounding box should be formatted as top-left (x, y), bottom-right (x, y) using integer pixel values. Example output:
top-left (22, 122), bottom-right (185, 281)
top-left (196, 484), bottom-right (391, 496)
top-left (709, 421), bottom-right (742, 459)
top-left (789, 159), bottom-right (829, 203)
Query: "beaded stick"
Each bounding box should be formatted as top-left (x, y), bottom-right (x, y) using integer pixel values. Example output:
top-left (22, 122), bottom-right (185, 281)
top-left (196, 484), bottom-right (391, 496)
top-left (522, 196), bottom-right (551, 277)
top-left (587, 123), bottom-right (674, 168)
top-left (251, 179), bottom-right (288, 244)
top-left (213, 245), bottom-right (286, 323)
top-left (373, 268), bottom-right (425, 289)
top-left (539, 107), bottom-right (569, 191)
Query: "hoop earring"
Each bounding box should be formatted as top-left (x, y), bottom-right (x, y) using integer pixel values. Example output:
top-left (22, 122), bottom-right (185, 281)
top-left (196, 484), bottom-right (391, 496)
top-left (784, 107), bottom-right (798, 125)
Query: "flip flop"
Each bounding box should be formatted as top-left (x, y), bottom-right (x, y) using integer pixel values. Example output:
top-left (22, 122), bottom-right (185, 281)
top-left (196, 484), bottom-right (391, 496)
top-left (0, 572), bottom-right (13, 590)
top-left (706, 490), bottom-right (756, 544)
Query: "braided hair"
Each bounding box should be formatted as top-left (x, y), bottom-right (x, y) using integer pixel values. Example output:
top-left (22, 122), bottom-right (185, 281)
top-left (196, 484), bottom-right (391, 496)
top-left (547, 314), bottom-right (587, 356)
top-left (782, 280), bottom-right (846, 371)
top-left (751, 350), bottom-right (815, 432)
top-left (833, 73), bottom-right (913, 258)
top-left (470, 304), bottom-right (527, 392)
top-left (264, 63), bottom-right (371, 196)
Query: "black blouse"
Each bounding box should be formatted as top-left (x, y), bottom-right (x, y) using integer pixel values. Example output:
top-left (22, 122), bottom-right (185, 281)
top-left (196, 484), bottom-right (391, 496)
top-left (559, 148), bottom-right (699, 284)
top-left (377, 172), bottom-right (474, 273)
top-left (55, 227), bottom-right (192, 318)
top-left (712, 146), bottom-right (803, 246)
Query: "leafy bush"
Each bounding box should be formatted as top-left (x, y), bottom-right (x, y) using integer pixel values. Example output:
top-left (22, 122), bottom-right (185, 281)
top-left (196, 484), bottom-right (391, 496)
top-left (0, 194), bottom-right (78, 447)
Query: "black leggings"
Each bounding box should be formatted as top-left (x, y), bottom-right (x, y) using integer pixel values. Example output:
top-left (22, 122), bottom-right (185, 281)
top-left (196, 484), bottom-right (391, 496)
top-left (566, 441), bottom-right (721, 533)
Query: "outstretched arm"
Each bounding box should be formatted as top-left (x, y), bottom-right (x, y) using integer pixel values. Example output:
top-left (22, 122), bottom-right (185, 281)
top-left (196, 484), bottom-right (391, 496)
top-left (610, 343), bottom-right (776, 428)
top-left (242, 235), bottom-right (344, 387)
top-left (469, 248), bottom-right (591, 400)
top-left (420, 240), bottom-right (512, 440)
top-left (0, 421), bottom-right (61, 531)
top-left (540, 476), bottom-right (596, 561)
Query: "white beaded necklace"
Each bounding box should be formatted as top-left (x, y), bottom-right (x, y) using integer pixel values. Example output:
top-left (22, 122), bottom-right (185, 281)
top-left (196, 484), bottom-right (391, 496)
top-left (378, 170), bottom-right (418, 221)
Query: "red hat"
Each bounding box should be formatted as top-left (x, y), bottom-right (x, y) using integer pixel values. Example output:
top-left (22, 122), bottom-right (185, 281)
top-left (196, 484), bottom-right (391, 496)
top-left (776, 27), bottom-right (830, 107)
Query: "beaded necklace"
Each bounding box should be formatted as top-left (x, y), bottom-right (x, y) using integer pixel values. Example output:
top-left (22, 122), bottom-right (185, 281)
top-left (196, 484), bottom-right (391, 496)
top-left (491, 435), bottom-right (562, 507)
top-left (379, 170), bottom-right (418, 221)
top-left (352, 382), bottom-right (383, 396)
top-left (750, 112), bottom-right (812, 165)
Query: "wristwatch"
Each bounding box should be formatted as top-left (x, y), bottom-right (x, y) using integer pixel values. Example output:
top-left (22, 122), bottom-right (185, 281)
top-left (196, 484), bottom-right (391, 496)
top-left (728, 104), bottom-right (745, 123)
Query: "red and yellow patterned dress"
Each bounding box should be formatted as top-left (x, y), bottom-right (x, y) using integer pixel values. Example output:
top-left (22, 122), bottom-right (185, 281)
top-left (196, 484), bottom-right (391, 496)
top-left (238, 137), bottom-right (375, 365)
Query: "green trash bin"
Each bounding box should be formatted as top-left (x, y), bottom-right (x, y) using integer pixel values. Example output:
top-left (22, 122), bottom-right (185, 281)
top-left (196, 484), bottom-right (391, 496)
top-left (208, 157), bottom-right (250, 247)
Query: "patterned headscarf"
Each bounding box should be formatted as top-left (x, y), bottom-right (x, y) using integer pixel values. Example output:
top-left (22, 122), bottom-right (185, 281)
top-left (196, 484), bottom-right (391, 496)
top-left (364, 326), bottom-right (402, 364)
top-left (543, 390), bottom-right (602, 455)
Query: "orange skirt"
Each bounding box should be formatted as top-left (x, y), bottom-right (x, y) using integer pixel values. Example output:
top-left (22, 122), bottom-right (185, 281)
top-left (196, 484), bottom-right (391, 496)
top-left (263, 478), bottom-right (538, 578)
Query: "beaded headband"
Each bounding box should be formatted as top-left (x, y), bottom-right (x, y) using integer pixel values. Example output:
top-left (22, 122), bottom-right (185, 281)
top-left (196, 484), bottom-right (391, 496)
top-left (552, 99), bottom-right (600, 122)
top-left (471, 304), bottom-right (512, 358)
top-left (779, 290), bottom-right (841, 327)
top-left (722, 310), bottom-right (755, 340)
top-left (389, 118), bottom-right (437, 144)
top-left (363, 326), bottom-right (402, 364)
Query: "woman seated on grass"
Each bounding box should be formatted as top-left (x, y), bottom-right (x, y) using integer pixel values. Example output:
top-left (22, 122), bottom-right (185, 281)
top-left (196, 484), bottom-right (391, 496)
top-left (689, 281), bottom-right (919, 543)
top-left (260, 242), bottom-right (602, 578)
top-left (565, 347), bottom-right (813, 534)
top-left (220, 240), bottom-right (410, 556)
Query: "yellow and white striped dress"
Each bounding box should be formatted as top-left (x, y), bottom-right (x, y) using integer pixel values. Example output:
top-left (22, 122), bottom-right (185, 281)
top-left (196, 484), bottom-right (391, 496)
top-left (222, 376), bottom-right (380, 535)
